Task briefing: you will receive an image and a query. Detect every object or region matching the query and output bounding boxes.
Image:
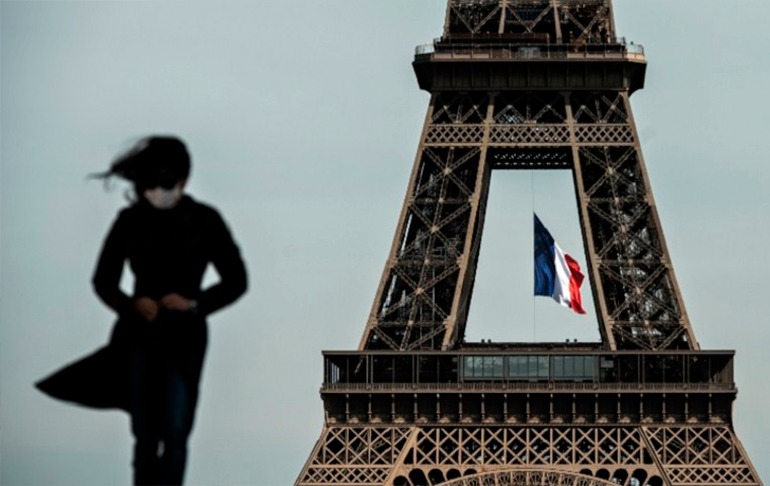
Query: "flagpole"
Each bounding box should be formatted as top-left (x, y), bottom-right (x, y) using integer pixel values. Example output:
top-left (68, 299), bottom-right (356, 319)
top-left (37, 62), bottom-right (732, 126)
top-left (531, 170), bottom-right (537, 342)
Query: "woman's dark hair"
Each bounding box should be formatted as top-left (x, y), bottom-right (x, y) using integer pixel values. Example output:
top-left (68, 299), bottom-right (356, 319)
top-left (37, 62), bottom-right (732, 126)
top-left (94, 136), bottom-right (191, 192)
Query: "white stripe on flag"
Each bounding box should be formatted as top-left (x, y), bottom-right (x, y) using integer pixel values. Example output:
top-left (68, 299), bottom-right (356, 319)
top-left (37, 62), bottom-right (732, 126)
top-left (551, 241), bottom-right (573, 309)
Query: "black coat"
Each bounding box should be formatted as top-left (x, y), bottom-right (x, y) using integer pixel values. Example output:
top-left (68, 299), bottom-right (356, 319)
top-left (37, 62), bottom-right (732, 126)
top-left (37, 196), bottom-right (247, 411)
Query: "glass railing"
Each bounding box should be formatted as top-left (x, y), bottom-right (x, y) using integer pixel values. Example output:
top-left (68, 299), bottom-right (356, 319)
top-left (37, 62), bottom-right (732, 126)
top-left (322, 349), bottom-right (734, 390)
top-left (415, 40), bottom-right (645, 60)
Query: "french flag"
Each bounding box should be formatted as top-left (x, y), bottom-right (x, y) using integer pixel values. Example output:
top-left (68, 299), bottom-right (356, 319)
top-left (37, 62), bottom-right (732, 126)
top-left (534, 214), bottom-right (586, 314)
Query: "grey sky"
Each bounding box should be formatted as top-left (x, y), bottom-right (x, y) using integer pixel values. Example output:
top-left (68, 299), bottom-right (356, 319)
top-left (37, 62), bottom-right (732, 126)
top-left (1, 1), bottom-right (768, 484)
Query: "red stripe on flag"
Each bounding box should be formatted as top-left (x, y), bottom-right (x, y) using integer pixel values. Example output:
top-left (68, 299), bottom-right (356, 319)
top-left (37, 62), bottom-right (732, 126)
top-left (564, 254), bottom-right (586, 314)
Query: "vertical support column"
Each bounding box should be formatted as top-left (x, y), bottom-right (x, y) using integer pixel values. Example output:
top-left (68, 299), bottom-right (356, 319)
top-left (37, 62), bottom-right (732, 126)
top-left (345, 394), bottom-right (350, 422)
top-left (549, 394), bottom-right (554, 422)
top-left (497, 0), bottom-right (508, 33)
top-left (567, 89), bottom-right (698, 351)
top-left (565, 90), bottom-right (616, 349)
top-left (503, 393), bottom-right (508, 421)
top-left (359, 91), bottom-right (491, 351)
top-left (622, 92), bottom-right (699, 350)
top-left (441, 92), bottom-right (497, 349)
top-left (359, 96), bottom-right (438, 351)
top-left (551, 0), bottom-right (563, 43)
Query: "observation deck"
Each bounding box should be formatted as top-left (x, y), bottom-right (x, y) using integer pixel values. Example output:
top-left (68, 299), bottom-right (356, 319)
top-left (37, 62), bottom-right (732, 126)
top-left (320, 347), bottom-right (736, 426)
top-left (413, 38), bottom-right (647, 93)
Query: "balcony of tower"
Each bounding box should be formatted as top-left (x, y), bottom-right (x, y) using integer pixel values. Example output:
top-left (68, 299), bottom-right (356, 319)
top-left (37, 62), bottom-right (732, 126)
top-left (319, 348), bottom-right (738, 427)
top-left (412, 37), bottom-right (646, 93)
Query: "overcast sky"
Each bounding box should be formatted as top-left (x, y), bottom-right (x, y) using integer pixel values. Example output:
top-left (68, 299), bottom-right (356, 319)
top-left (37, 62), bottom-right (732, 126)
top-left (1, 1), bottom-right (768, 484)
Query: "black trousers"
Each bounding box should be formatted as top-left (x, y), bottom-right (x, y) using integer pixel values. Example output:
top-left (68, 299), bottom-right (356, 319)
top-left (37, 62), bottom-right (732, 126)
top-left (129, 348), bottom-right (193, 486)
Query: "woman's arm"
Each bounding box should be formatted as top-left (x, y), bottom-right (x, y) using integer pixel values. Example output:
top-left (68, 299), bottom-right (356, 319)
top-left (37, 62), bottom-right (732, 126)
top-left (197, 210), bottom-right (248, 316)
top-left (92, 212), bottom-right (133, 316)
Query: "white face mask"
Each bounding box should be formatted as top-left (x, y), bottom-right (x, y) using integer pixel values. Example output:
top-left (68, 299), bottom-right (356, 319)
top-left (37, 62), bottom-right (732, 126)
top-left (144, 184), bottom-right (183, 209)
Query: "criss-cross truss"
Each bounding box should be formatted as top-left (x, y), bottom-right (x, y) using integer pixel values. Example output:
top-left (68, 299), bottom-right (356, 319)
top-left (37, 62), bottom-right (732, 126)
top-left (446, 0), bottom-right (614, 44)
top-left (359, 89), bottom-right (697, 352)
top-left (298, 0), bottom-right (759, 485)
top-left (301, 425), bottom-right (758, 485)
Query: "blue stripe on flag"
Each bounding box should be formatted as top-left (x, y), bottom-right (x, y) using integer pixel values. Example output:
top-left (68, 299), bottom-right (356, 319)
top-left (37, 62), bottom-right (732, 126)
top-left (534, 213), bottom-right (556, 297)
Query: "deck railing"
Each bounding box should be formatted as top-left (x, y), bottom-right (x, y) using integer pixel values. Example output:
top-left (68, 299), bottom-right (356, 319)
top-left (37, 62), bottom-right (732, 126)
top-left (415, 41), bottom-right (645, 61)
top-left (322, 381), bottom-right (735, 393)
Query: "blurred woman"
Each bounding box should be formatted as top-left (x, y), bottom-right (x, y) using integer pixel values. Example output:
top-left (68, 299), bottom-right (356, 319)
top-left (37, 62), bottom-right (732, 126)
top-left (38, 136), bottom-right (247, 485)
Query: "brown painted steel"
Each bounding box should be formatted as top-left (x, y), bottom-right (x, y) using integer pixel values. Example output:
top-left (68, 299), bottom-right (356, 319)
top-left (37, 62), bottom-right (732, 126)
top-left (298, 1), bottom-right (759, 484)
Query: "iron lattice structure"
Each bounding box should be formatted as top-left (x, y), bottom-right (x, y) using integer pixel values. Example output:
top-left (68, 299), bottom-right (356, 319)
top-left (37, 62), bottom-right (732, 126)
top-left (298, 1), bottom-right (760, 485)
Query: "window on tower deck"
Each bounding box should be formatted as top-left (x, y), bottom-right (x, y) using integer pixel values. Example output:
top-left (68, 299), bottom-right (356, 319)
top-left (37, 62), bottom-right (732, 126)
top-left (507, 356), bottom-right (549, 381)
top-left (552, 356), bottom-right (597, 382)
top-left (463, 356), bottom-right (504, 379)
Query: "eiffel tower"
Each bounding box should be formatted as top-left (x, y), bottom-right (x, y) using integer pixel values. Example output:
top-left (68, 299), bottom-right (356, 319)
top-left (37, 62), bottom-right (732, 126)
top-left (297, 1), bottom-right (761, 484)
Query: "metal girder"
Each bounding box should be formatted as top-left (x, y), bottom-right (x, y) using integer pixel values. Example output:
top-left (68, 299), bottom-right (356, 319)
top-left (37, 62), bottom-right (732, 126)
top-left (445, 0), bottom-right (614, 44)
top-left (296, 425), bottom-right (760, 485)
top-left (359, 89), bottom-right (698, 352)
top-left (301, 0), bottom-right (759, 483)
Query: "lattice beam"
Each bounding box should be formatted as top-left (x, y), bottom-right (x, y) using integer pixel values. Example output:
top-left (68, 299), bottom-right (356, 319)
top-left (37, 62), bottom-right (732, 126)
top-left (300, 0), bottom-right (759, 484)
top-left (297, 425), bottom-right (760, 485)
top-left (444, 0), bottom-right (616, 43)
top-left (360, 89), bottom-right (698, 352)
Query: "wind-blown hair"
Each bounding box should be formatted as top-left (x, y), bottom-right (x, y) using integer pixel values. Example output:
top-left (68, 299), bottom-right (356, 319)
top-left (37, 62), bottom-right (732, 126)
top-left (94, 136), bottom-right (191, 193)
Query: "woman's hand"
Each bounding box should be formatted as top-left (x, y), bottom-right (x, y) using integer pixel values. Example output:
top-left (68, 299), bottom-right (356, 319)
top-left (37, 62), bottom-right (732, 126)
top-left (134, 297), bottom-right (160, 322)
top-left (161, 293), bottom-right (195, 312)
